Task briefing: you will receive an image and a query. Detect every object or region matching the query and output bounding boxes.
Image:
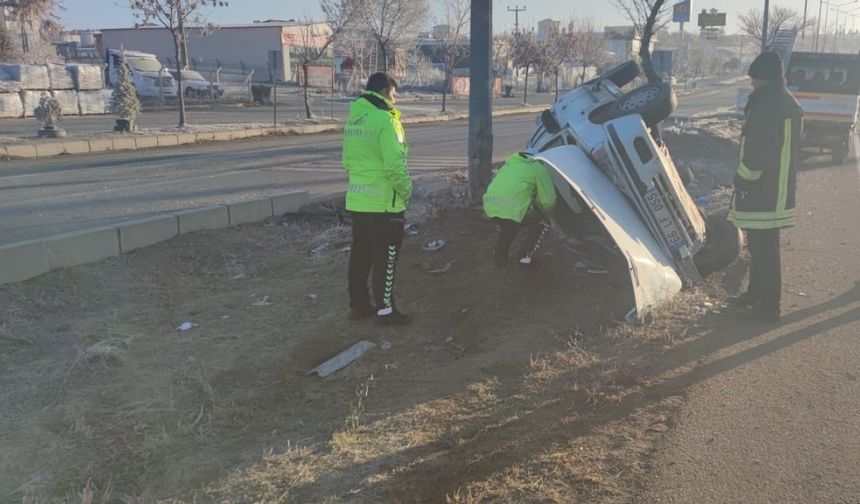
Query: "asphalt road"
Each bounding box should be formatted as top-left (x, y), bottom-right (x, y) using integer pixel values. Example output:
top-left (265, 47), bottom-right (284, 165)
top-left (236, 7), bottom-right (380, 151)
top-left (636, 146), bottom-right (860, 503)
top-left (0, 86), bottom-right (740, 246)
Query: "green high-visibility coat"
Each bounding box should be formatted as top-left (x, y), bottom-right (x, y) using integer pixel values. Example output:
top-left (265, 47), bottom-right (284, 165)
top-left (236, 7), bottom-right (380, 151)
top-left (342, 91), bottom-right (412, 213)
top-left (483, 153), bottom-right (557, 223)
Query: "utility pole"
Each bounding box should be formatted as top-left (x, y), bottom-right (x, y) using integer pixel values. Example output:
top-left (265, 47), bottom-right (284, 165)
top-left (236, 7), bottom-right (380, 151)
top-left (507, 5), bottom-right (526, 33)
top-left (762, 0), bottom-right (770, 52)
top-left (470, 0), bottom-right (494, 201)
top-left (816, 0), bottom-right (825, 50)
top-left (802, 0), bottom-right (809, 40)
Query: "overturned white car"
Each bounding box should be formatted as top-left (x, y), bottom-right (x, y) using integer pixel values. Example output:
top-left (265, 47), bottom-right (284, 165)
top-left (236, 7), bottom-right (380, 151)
top-left (528, 62), bottom-right (742, 319)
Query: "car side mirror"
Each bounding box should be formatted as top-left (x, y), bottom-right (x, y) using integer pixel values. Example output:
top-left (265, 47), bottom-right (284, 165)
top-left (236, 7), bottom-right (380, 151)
top-left (541, 109), bottom-right (561, 134)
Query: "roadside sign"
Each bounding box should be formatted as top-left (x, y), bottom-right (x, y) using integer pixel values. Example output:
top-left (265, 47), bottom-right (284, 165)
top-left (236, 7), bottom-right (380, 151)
top-left (698, 11), bottom-right (726, 27)
top-left (673, 1), bottom-right (691, 23)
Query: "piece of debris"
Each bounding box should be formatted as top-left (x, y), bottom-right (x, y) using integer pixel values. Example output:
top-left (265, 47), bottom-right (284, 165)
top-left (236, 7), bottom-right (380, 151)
top-left (309, 243), bottom-right (329, 256)
top-left (445, 336), bottom-right (454, 343)
top-left (405, 224), bottom-right (419, 236)
top-left (252, 296), bottom-right (272, 306)
top-left (339, 246), bottom-right (351, 253)
top-left (177, 322), bottom-right (194, 332)
top-left (422, 239), bottom-right (446, 252)
top-left (703, 301), bottom-right (714, 307)
top-left (307, 341), bottom-right (377, 377)
top-left (230, 273), bottom-right (246, 280)
top-left (427, 260), bottom-right (453, 274)
top-left (380, 340), bottom-right (392, 350)
top-left (798, 292), bottom-right (808, 297)
top-left (221, 315), bottom-right (230, 319)
top-left (308, 294), bottom-right (318, 300)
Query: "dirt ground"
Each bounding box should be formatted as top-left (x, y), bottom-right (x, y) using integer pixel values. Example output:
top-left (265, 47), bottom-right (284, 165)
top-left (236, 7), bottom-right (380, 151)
top-left (1, 116), bottom-right (743, 503)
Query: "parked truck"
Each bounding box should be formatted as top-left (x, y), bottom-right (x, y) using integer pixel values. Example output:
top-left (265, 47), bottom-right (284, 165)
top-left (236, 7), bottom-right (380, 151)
top-left (738, 51), bottom-right (860, 165)
top-left (105, 49), bottom-right (177, 99)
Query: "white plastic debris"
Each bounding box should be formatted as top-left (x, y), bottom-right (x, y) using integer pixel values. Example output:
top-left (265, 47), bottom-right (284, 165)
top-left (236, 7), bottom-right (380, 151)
top-left (308, 294), bottom-right (318, 300)
top-left (177, 322), bottom-right (194, 332)
top-left (445, 336), bottom-right (454, 343)
top-left (252, 296), bottom-right (272, 306)
top-left (422, 239), bottom-right (446, 252)
top-left (380, 340), bottom-right (392, 350)
top-left (308, 341), bottom-right (377, 377)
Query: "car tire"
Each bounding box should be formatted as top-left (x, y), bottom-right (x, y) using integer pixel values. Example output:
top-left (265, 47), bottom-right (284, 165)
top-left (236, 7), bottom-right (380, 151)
top-left (607, 83), bottom-right (677, 126)
top-left (603, 61), bottom-right (641, 88)
top-left (832, 148), bottom-right (847, 165)
top-left (694, 212), bottom-right (743, 278)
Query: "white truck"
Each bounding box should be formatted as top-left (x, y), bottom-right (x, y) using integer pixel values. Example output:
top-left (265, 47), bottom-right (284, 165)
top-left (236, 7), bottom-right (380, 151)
top-left (105, 49), bottom-right (177, 98)
top-left (737, 51), bottom-right (860, 165)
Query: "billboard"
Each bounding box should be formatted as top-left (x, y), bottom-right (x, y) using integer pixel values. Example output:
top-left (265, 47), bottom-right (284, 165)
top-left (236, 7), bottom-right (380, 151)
top-left (698, 11), bottom-right (727, 27)
top-left (673, 1), bottom-right (691, 23)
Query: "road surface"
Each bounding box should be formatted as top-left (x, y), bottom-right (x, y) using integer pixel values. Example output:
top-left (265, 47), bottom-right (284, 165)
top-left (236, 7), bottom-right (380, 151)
top-left (636, 144), bottom-right (860, 503)
top-left (0, 86), bottom-right (739, 246)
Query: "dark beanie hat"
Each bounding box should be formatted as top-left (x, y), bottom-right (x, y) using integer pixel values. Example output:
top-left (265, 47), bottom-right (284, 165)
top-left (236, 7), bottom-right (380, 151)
top-left (748, 52), bottom-right (784, 80)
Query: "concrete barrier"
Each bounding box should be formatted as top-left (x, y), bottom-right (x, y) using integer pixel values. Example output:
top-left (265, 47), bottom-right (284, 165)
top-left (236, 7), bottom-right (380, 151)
top-left (195, 132), bottom-right (215, 142)
top-left (63, 140), bottom-right (90, 154)
top-left (227, 198), bottom-right (273, 225)
top-left (156, 134), bottom-right (179, 147)
top-left (118, 215), bottom-right (179, 252)
top-left (44, 227), bottom-right (119, 268)
top-left (111, 136), bottom-right (137, 151)
top-left (176, 206), bottom-right (229, 233)
top-left (229, 129), bottom-right (248, 140)
top-left (88, 138), bottom-right (113, 153)
top-left (212, 131), bottom-right (232, 141)
top-left (272, 191), bottom-right (310, 216)
top-left (135, 136), bottom-right (158, 149)
top-left (0, 239), bottom-right (50, 284)
top-left (6, 144), bottom-right (37, 158)
top-left (176, 133), bottom-right (196, 145)
top-left (35, 142), bottom-right (65, 157)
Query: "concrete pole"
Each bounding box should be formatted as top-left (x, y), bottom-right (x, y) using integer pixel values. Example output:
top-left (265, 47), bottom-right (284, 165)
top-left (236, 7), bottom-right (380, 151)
top-left (762, 0), bottom-right (770, 52)
top-left (816, 0), bottom-right (825, 50)
top-left (802, 0), bottom-right (809, 40)
top-left (469, 0), bottom-right (494, 200)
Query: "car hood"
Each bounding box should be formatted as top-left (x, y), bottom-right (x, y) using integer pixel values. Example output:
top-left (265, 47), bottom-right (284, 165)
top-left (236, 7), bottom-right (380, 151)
top-left (534, 145), bottom-right (683, 319)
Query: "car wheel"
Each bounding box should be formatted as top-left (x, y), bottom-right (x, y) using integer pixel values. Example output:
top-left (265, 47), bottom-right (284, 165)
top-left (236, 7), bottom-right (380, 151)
top-left (694, 212), bottom-right (743, 277)
top-left (607, 83), bottom-right (677, 126)
top-left (832, 147), bottom-right (847, 165)
top-left (600, 61), bottom-right (641, 88)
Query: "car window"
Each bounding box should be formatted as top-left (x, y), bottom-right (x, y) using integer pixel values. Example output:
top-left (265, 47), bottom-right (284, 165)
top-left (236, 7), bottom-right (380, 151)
top-left (787, 56), bottom-right (860, 94)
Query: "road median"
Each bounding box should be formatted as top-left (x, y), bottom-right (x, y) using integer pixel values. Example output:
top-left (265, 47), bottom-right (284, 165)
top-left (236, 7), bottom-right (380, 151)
top-left (0, 105), bottom-right (547, 161)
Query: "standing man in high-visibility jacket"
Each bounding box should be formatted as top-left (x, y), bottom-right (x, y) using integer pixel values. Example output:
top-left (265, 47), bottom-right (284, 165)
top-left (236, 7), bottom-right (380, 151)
top-left (483, 150), bottom-right (557, 268)
top-left (343, 72), bottom-right (413, 326)
top-left (729, 52), bottom-right (803, 323)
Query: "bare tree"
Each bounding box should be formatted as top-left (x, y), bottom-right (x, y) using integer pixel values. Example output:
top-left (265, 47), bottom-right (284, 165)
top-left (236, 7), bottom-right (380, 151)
top-left (511, 28), bottom-right (541, 104)
top-left (738, 6), bottom-right (815, 46)
top-left (359, 0), bottom-right (429, 72)
top-left (433, 0), bottom-right (469, 112)
top-left (2, 0), bottom-right (62, 58)
top-left (297, 0), bottom-right (365, 118)
top-left (611, 0), bottom-right (671, 83)
top-left (539, 23), bottom-right (572, 101)
top-left (569, 19), bottom-right (608, 86)
top-left (128, 0), bottom-right (227, 128)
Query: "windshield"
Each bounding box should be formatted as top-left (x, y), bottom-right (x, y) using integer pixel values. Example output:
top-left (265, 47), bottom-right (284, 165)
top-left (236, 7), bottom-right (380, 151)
top-left (125, 56), bottom-right (164, 73)
top-left (179, 70), bottom-right (206, 81)
top-left (787, 55), bottom-right (860, 94)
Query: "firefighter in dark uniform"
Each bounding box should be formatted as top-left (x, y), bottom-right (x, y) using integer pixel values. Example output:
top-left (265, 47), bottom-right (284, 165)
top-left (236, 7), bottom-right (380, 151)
top-left (729, 52), bottom-right (803, 322)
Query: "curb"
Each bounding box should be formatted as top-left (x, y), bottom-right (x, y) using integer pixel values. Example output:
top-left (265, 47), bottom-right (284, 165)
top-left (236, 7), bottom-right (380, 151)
top-left (0, 106), bottom-right (547, 162)
top-left (0, 190), bottom-right (309, 286)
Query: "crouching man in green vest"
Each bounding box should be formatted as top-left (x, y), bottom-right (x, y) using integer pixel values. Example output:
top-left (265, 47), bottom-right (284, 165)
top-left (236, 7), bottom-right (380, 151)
top-left (343, 73), bottom-right (413, 326)
top-left (728, 52), bottom-right (803, 323)
top-left (483, 150), bottom-right (557, 268)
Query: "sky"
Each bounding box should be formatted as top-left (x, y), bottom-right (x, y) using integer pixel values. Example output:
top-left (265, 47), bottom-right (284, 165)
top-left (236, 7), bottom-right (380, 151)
top-left (61, 0), bottom-right (835, 34)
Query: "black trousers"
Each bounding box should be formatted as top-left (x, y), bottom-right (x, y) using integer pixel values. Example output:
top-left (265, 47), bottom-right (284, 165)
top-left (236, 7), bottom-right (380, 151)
top-left (493, 213), bottom-right (550, 264)
top-left (348, 211), bottom-right (405, 311)
top-left (746, 228), bottom-right (781, 312)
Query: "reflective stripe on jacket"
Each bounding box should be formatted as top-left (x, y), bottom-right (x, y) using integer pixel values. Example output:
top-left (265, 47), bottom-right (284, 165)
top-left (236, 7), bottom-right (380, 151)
top-left (483, 153), bottom-right (558, 223)
top-left (729, 83), bottom-right (803, 230)
top-left (342, 91), bottom-right (412, 213)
